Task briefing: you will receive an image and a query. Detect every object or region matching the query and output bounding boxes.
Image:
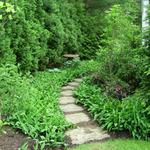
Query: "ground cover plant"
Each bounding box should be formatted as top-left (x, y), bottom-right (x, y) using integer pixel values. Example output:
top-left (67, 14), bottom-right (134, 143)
top-left (75, 77), bottom-right (150, 140)
top-left (0, 61), bottom-right (99, 149)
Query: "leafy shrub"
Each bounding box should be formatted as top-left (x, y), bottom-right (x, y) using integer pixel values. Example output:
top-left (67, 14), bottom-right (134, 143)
top-left (79, 11), bottom-right (102, 59)
top-left (0, 0), bottom-right (86, 71)
top-left (0, 1), bottom-right (16, 65)
top-left (96, 3), bottom-right (141, 94)
top-left (75, 78), bottom-right (150, 140)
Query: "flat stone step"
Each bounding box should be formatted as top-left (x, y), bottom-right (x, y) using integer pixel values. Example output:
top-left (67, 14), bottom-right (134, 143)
top-left (65, 126), bottom-right (110, 145)
top-left (68, 82), bottom-right (80, 87)
top-left (60, 78), bottom-right (110, 146)
top-left (59, 97), bottom-right (76, 105)
top-left (65, 112), bottom-right (91, 124)
top-left (64, 54), bottom-right (79, 59)
top-left (60, 104), bottom-right (84, 114)
top-left (62, 86), bottom-right (75, 91)
top-left (61, 90), bottom-right (74, 97)
top-left (74, 78), bottom-right (82, 83)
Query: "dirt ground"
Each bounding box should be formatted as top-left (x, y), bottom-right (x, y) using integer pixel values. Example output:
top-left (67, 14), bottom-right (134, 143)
top-left (0, 126), bottom-right (130, 150)
top-left (0, 126), bottom-right (34, 150)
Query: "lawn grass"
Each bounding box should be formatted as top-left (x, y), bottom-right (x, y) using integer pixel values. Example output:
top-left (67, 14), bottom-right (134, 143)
top-left (69, 139), bottom-right (150, 150)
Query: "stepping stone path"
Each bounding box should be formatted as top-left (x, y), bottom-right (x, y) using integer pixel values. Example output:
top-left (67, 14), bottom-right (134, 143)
top-left (59, 78), bottom-right (110, 145)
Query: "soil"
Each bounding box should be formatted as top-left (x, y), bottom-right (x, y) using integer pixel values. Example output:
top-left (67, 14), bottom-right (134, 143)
top-left (0, 126), bottom-right (65, 150)
top-left (0, 126), bottom-right (130, 150)
top-left (0, 126), bottom-right (34, 150)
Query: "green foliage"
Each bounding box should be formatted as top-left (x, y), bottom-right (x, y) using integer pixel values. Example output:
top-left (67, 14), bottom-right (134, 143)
top-left (79, 11), bottom-right (102, 59)
top-left (43, 0), bottom-right (84, 65)
top-left (0, 64), bottom-right (69, 147)
top-left (97, 3), bottom-right (141, 93)
top-left (75, 78), bottom-right (150, 140)
top-left (0, 0), bottom-right (86, 72)
top-left (18, 143), bottom-right (28, 150)
top-left (0, 61), bottom-right (99, 148)
top-left (0, 1), bottom-right (16, 65)
top-left (0, 1), bottom-right (15, 21)
top-left (1, 0), bottom-right (133, 70)
top-left (0, 120), bottom-right (7, 134)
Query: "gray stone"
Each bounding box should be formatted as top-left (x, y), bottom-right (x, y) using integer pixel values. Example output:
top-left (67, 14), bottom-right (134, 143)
top-left (62, 86), bottom-right (75, 91)
top-left (60, 104), bottom-right (84, 113)
top-left (65, 112), bottom-right (91, 124)
top-left (59, 78), bottom-right (110, 146)
top-left (59, 97), bottom-right (76, 105)
top-left (61, 90), bottom-right (74, 96)
top-left (74, 78), bottom-right (82, 83)
top-left (68, 82), bottom-right (80, 87)
top-left (65, 126), bottom-right (110, 145)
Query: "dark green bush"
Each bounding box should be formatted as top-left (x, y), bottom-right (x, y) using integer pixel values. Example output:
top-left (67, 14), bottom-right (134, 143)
top-left (0, 0), bottom-right (87, 71)
top-left (79, 11), bottom-right (102, 59)
top-left (1, 1), bottom-right (129, 71)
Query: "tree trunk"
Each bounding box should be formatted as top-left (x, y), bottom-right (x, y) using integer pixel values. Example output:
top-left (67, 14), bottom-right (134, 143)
top-left (142, 0), bottom-right (149, 45)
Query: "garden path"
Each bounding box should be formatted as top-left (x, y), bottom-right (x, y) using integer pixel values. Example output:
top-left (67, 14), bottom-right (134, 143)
top-left (59, 78), bottom-right (110, 146)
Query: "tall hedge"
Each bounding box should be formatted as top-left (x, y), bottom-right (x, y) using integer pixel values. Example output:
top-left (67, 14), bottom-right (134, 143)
top-left (0, 0), bottom-right (85, 72)
top-left (1, 0), bottom-right (138, 71)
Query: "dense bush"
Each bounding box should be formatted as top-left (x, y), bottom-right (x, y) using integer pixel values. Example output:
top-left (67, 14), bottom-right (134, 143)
top-left (0, 0), bottom-right (49, 71)
top-left (43, 0), bottom-right (84, 66)
top-left (96, 3), bottom-right (141, 95)
top-left (79, 11), bottom-right (102, 59)
top-left (1, 1), bottom-right (129, 71)
top-left (0, 0), bottom-right (86, 72)
top-left (75, 78), bottom-right (150, 140)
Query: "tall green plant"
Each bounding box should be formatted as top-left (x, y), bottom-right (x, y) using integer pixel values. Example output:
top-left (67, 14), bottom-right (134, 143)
top-left (97, 3), bottom-right (141, 90)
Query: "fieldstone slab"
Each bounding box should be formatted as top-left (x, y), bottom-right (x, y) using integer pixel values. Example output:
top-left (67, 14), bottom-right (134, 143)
top-left (65, 127), bottom-right (110, 145)
top-left (62, 86), bottom-right (75, 91)
top-left (59, 78), bottom-right (110, 146)
top-left (60, 104), bottom-right (84, 113)
top-left (59, 97), bottom-right (76, 105)
top-left (68, 82), bottom-right (80, 87)
top-left (65, 112), bottom-right (91, 124)
top-left (74, 78), bottom-right (82, 83)
top-left (61, 90), bottom-right (74, 96)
